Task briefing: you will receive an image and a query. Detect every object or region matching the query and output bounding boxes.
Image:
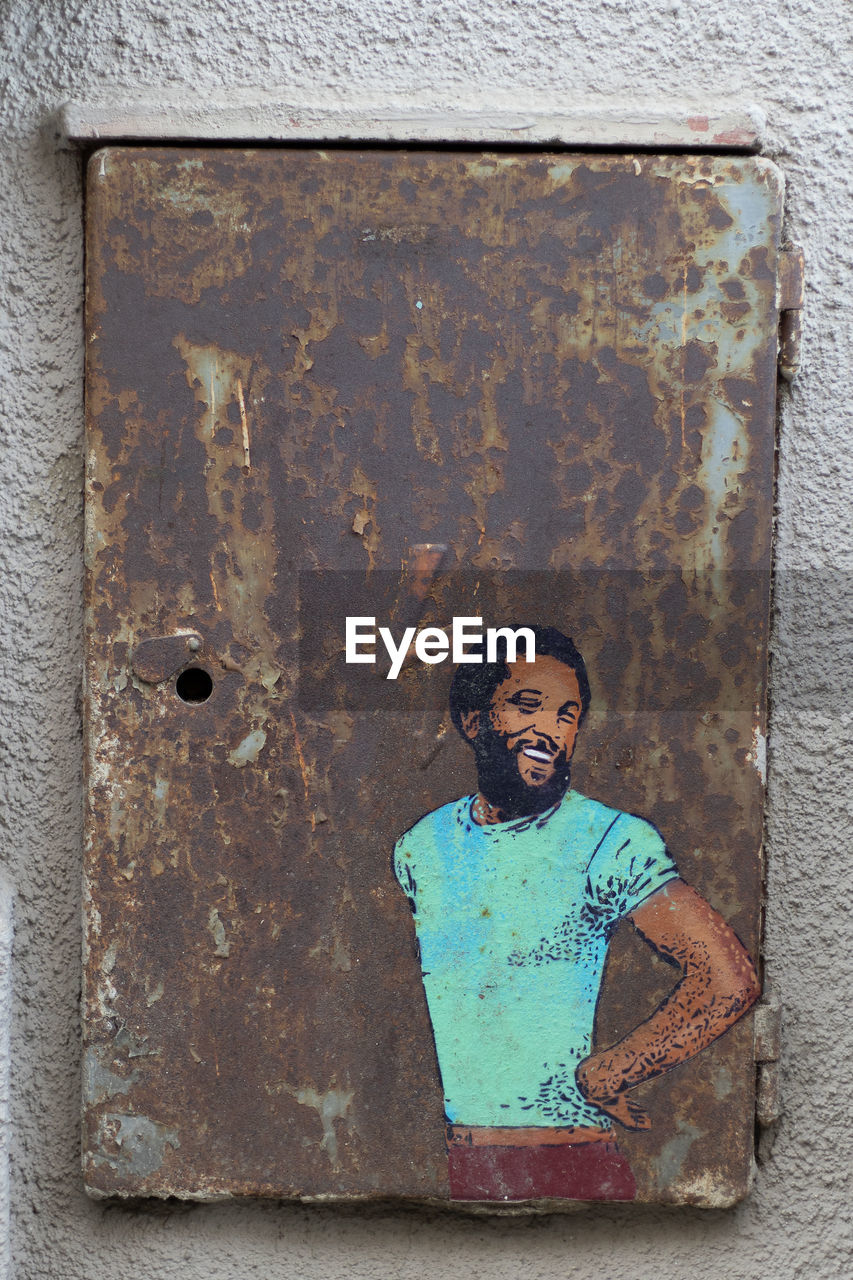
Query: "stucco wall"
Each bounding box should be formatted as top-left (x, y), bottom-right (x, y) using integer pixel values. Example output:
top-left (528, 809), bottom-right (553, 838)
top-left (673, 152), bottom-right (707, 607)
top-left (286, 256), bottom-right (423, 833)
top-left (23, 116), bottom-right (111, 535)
top-left (1, 2), bottom-right (850, 1277)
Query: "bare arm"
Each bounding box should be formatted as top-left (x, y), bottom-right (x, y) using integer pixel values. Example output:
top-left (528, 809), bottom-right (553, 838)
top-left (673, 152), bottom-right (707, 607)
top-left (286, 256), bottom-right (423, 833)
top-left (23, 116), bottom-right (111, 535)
top-left (576, 878), bottom-right (760, 1130)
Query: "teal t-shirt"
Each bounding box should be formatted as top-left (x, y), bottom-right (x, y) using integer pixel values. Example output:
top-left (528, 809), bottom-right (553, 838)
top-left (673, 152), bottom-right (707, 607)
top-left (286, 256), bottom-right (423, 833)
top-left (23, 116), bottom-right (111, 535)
top-left (393, 790), bottom-right (678, 1130)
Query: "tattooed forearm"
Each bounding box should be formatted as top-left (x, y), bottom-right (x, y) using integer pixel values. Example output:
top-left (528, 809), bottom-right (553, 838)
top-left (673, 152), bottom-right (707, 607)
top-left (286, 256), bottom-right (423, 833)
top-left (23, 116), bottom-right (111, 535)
top-left (576, 879), bottom-right (759, 1125)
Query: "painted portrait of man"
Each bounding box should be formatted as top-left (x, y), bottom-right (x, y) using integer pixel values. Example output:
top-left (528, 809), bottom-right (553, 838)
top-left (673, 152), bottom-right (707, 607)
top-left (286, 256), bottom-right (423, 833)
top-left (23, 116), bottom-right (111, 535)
top-left (393, 625), bottom-right (760, 1203)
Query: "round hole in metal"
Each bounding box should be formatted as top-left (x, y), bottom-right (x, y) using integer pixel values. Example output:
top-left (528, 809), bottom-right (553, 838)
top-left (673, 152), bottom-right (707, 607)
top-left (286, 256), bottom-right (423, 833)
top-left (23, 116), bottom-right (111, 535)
top-left (175, 666), bottom-right (213, 704)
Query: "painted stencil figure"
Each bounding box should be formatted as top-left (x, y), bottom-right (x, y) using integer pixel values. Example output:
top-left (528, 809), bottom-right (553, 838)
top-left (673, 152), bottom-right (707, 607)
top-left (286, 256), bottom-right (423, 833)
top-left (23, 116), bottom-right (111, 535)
top-left (393, 626), bottom-right (759, 1202)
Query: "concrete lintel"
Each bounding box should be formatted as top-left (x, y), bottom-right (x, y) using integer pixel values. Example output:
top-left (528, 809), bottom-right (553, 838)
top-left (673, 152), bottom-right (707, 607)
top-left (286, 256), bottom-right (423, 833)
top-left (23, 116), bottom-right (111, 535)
top-left (56, 93), bottom-right (765, 151)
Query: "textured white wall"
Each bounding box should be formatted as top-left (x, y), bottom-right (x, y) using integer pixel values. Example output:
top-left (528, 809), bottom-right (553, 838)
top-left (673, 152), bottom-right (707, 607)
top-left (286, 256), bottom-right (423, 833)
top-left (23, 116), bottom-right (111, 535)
top-left (0, 876), bottom-right (12, 1280)
top-left (1, 2), bottom-right (851, 1277)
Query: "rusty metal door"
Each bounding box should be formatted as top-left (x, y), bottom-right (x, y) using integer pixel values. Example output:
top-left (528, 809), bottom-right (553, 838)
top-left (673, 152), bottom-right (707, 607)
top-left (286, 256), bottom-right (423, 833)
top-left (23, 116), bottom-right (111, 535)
top-left (84, 148), bottom-right (784, 1205)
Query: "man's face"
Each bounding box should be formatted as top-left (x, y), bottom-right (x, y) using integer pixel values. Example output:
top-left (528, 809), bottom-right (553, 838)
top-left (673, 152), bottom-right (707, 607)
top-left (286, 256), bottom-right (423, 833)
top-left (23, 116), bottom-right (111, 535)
top-left (462, 655), bottom-right (583, 818)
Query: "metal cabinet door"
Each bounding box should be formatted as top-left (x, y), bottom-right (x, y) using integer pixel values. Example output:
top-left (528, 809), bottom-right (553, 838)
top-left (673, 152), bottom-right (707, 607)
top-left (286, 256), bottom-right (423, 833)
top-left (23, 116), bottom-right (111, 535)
top-left (84, 148), bottom-right (783, 1206)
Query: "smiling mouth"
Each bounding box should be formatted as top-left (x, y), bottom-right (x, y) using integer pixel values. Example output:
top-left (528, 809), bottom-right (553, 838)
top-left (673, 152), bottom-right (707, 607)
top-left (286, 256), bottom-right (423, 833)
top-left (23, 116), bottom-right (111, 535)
top-left (521, 747), bottom-right (554, 763)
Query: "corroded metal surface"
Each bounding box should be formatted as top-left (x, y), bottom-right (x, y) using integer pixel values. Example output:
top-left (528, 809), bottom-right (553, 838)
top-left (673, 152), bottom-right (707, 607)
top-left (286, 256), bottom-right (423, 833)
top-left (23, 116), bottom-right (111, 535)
top-left (83, 149), bottom-right (783, 1204)
top-left (130, 632), bottom-right (203, 684)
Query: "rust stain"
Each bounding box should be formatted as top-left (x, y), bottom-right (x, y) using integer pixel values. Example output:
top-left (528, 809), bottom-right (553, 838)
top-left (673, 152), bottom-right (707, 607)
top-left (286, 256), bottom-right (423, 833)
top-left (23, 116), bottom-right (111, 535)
top-left (287, 707), bottom-right (315, 832)
top-left (236, 377), bottom-right (251, 471)
top-left (680, 262), bottom-right (689, 447)
top-left (711, 128), bottom-right (756, 147)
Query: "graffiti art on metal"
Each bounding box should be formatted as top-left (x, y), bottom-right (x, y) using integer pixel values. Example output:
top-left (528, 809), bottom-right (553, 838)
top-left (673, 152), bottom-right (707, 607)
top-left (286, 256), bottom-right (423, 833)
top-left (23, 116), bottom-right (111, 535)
top-left (83, 148), bottom-right (783, 1205)
top-left (393, 624), bottom-right (758, 1202)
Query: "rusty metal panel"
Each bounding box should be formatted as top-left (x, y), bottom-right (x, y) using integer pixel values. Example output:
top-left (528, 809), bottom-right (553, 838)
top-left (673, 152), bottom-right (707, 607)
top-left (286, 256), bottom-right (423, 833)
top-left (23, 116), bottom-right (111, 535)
top-left (83, 148), bottom-right (783, 1206)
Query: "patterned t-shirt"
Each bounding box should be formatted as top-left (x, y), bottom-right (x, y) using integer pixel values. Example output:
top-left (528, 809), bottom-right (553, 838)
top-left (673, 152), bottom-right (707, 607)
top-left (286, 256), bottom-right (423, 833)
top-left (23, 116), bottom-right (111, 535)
top-left (393, 790), bottom-right (678, 1129)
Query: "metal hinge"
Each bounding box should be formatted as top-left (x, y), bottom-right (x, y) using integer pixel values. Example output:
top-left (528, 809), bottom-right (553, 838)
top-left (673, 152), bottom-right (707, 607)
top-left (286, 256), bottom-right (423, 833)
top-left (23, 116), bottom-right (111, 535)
top-left (778, 245), bottom-right (805, 382)
top-left (753, 987), bottom-right (782, 1127)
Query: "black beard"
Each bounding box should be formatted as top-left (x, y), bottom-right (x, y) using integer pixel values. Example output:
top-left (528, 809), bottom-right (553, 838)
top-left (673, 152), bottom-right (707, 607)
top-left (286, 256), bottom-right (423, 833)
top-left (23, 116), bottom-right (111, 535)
top-left (471, 724), bottom-right (572, 819)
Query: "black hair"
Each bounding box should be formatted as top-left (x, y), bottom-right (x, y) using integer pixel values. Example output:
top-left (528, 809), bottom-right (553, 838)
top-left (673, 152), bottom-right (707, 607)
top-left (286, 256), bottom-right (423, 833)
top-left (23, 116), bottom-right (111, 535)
top-left (448, 624), bottom-right (591, 740)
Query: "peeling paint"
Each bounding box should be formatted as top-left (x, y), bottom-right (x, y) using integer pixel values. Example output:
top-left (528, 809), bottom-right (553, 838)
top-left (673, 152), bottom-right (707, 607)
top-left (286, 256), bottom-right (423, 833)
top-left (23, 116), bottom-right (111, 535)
top-left (227, 728), bottom-right (267, 768)
top-left (91, 1113), bottom-right (180, 1180)
top-left (751, 724), bottom-right (767, 783)
top-left (146, 980), bottom-right (164, 1007)
top-left (649, 1119), bottom-right (703, 1190)
top-left (309, 930), bottom-right (352, 972)
top-left (274, 1084), bottom-right (355, 1170)
top-left (208, 909), bottom-right (230, 957)
top-left (82, 1047), bottom-right (139, 1105)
